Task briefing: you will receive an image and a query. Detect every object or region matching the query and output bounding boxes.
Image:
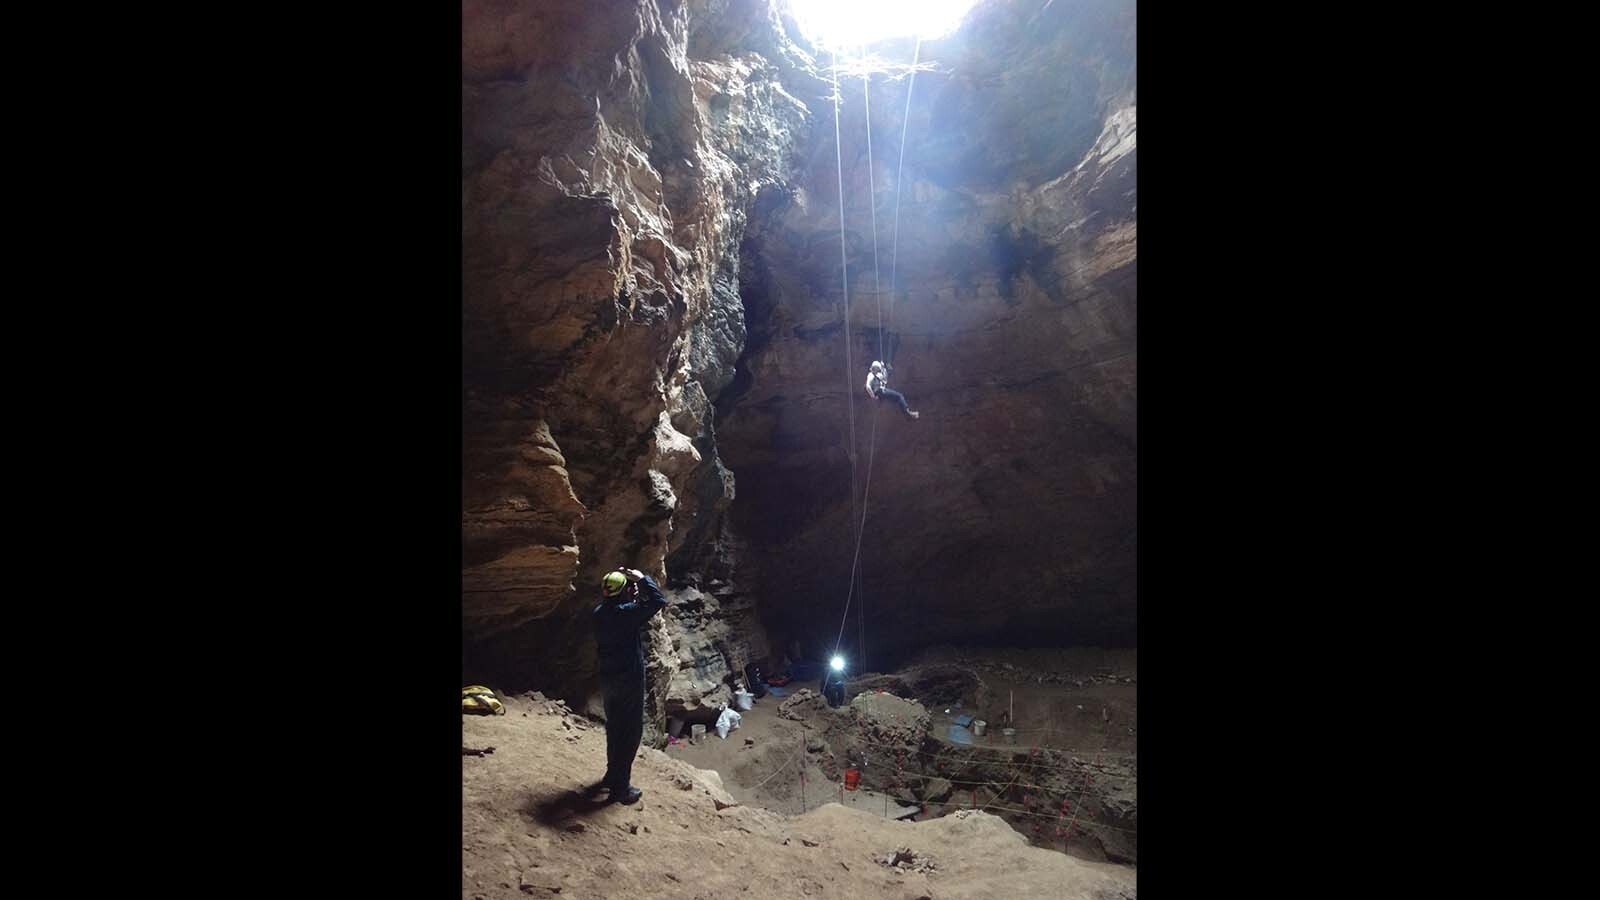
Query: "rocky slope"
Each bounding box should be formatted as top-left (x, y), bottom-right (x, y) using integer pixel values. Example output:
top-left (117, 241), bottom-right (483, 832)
top-left (462, 692), bottom-right (1137, 898)
top-left (828, 661), bottom-right (1137, 862)
top-left (461, 0), bottom-right (1136, 732)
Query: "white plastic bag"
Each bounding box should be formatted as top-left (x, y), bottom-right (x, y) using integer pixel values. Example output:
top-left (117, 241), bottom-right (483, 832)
top-left (715, 707), bottom-right (742, 739)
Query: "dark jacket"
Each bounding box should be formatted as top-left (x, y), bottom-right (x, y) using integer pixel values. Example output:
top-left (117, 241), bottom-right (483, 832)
top-left (592, 575), bottom-right (668, 683)
top-left (823, 670), bottom-right (848, 707)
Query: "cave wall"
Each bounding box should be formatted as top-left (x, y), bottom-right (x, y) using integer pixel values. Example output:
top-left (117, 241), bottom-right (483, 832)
top-left (715, 0), bottom-right (1137, 666)
top-left (461, 0), bottom-right (815, 725)
top-left (460, 0), bottom-right (1137, 718)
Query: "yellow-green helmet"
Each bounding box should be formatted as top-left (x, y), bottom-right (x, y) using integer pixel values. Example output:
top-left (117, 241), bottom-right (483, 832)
top-left (602, 571), bottom-right (628, 596)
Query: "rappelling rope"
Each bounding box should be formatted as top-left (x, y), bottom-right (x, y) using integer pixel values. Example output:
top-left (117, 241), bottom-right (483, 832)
top-left (865, 59), bottom-right (885, 368)
top-left (829, 51), bottom-right (862, 669)
top-left (886, 38), bottom-right (921, 368)
top-left (831, 40), bottom-right (922, 661)
top-left (856, 55), bottom-right (884, 672)
top-left (834, 405), bottom-right (880, 658)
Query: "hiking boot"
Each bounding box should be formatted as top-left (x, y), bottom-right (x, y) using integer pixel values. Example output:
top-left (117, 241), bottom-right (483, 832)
top-left (613, 786), bottom-right (643, 805)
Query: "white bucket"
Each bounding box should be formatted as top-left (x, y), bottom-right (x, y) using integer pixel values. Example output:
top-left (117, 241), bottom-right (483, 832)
top-left (735, 690), bottom-right (754, 711)
top-left (972, 719), bottom-right (987, 737)
top-left (690, 724), bottom-right (706, 743)
top-left (1002, 727), bottom-right (1016, 744)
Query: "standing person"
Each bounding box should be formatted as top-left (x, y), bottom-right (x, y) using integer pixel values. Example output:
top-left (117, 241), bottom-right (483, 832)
top-left (590, 566), bottom-right (668, 804)
top-left (864, 360), bottom-right (919, 419)
top-left (823, 656), bottom-right (848, 708)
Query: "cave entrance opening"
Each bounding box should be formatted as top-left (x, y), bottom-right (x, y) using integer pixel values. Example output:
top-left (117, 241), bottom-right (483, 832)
top-left (787, 0), bottom-right (979, 52)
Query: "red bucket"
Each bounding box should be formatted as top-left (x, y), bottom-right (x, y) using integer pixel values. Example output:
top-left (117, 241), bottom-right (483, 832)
top-left (844, 768), bottom-right (861, 791)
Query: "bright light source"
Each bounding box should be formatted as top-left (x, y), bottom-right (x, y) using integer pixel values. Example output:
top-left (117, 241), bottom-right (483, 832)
top-left (830, 655), bottom-right (846, 672)
top-left (789, 0), bottom-right (979, 50)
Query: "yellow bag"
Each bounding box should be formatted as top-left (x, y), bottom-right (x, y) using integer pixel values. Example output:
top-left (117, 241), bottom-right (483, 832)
top-left (462, 686), bottom-right (506, 716)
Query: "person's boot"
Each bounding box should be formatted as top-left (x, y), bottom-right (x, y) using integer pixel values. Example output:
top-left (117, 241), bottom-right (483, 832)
top-left (613, 786), bottom-right (643, 805)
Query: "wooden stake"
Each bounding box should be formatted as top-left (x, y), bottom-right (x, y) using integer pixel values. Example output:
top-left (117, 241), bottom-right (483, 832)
top-left (799, 721), bottom-right (807, 813)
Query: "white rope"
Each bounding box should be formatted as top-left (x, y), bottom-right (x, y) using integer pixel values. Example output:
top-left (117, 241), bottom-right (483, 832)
top-left (886, 38), bottom-right (922, 361)
top-left (829, 51), bottom-right (862, 660)
top-left (831, 40), bottom-right (923, 661)
top-left (857, 62), bottom-right (883, 669)
top-left (865, 66), bottom-right (885, 367)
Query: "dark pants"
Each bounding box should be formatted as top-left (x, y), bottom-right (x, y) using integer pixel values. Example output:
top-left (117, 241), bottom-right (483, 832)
top-left (876, 388), bottom-right (912, 416)
top-left (601, 676), bottom-right (645, 790)
top-left (824, 678), bottom-right (846, 708)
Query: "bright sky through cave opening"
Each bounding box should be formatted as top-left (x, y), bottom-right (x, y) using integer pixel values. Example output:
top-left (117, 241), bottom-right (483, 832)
top-left (788, 0), bottom-right (979, 50)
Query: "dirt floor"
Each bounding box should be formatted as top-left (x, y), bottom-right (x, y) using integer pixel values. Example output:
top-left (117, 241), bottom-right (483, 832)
top-left (663, 679), bottom-right (827, 815)
top-left (665, 680), bottom-right (922, 819)
top-left (463, 691), bottom-right (1137, 900)
top-left (663, 649), bottom-right (1139, 864)
top-left (905, 647), bottom-right (1138, 755)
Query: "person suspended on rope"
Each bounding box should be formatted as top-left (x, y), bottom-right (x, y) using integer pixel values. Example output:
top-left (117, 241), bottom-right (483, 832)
top-left (864, 360), bottom-right (919, 419)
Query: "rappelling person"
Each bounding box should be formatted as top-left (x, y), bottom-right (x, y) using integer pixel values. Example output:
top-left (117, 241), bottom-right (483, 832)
top-left (588, 566), bottom-right (668, 805)
top-left (865, 360), bottom-right (918, 419)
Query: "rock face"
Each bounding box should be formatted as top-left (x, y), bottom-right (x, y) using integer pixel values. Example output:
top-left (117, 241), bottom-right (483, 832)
top-left (716, 0), bottom-right (1137, 664)
top-left (461, 0), bottom-right (1136, 734)
top-left (461, 0), bottom-right (812, 719)
top-left (662, 581), bottom-right (770, 722)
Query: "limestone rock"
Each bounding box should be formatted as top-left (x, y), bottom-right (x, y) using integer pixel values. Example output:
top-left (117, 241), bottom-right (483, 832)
top-left (778, 688), bottom-right (826, 721)
top-left (461, 0), bottom-right (805, 704)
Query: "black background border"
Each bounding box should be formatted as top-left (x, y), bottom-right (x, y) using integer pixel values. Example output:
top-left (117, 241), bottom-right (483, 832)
top-left (175, 1), bottom-right (1425, 892)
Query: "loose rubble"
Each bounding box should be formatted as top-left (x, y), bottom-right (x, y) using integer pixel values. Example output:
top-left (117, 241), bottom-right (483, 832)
top-left (876, 846), bottom-right (939, 875)
top-left (778, 689), bottom-right (827, 721)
